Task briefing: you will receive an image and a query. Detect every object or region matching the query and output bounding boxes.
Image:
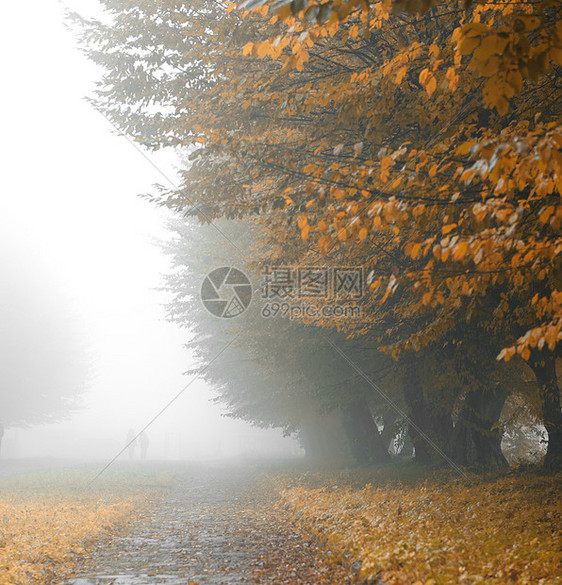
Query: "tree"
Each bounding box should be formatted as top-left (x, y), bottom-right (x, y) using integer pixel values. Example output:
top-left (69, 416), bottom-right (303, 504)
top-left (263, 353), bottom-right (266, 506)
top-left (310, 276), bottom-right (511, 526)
top-left (74, 0), bottom-right (561, 469)
top-left (162, 216), bottom-right (396, 463)
top-left (236, 0), bottom-right (562, 467)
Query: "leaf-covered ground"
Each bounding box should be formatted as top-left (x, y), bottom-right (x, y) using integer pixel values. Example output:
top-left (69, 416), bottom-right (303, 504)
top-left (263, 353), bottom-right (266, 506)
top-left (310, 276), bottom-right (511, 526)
top-left (0, 464), bottom-right (173, 584)
top-left (1, 461), bottom-right (560, 584)
top-left (278, 466), bottom-right (562, 585)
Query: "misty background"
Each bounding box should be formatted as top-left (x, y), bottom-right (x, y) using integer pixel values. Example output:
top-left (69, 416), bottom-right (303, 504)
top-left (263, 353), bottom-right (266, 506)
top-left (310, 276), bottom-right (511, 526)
top-left (0, 0), bottom-right (300, 462)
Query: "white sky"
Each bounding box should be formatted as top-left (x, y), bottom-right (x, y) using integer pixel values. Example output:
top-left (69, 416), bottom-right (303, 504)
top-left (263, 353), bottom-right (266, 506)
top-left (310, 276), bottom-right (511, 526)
top-left (0, 0), bottom-right (299, 461)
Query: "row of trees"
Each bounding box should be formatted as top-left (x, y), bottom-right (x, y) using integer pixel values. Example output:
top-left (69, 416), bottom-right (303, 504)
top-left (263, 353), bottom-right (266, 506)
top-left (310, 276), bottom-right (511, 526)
top-left (73, 0), bottom-right (561, 470)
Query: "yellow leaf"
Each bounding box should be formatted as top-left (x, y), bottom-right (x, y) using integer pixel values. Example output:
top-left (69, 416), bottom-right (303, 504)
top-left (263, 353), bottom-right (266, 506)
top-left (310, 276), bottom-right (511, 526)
top-left (495, 96), bottom-right (509, 116)
top-left (459, 35), bottom-right (480, 56)
top-left (277, 3), bottom-right (292, 19)
top-left (453, 241), bottom-right (468, 260)
top-left (426, 75), bottom-right (437, 96)
top-left (507, 70), bottom-right (523, 92)
top-left (442, 223), bottom-right (457, 235)
top-left (456, 141), bottom-right (475, 155)
top-left (446, 66), bottom-right (459, 91)
top-left (395, 66), bottom-right (408, 84)
top-left (539, 206), bottom-right (554, 224)
top-left (475, 34), bottom-right (502, 60)
top-left (419, 68), bottom-right (430, 85)
top-left (480, 56), bottom-right (500, 77)
top-left (332, 188), bottom-right (346, 200)
top-left (257, 42), bottom-right (270, 59)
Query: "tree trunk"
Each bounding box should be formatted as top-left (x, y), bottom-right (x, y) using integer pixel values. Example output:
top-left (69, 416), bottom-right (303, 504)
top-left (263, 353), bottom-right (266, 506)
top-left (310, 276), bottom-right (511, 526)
top-left (450, 408), bottom-right (476, 466)
top-left (340, 410), bottom-right (367, 463)
top-left (472, 385), bottom-right (508, 468)
top-left (299, 412), bottom-right (351, 461)
top-left (528, 349), bottom-right (562, 472)
top-left (341, 396), bottom-right (390, 464)
top-left (451, 385), bottom-right (508, 469)
top-left (402, 360), bottom-right (434, 464)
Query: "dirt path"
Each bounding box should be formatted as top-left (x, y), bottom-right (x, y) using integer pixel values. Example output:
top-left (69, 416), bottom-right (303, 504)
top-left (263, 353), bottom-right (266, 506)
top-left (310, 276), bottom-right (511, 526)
top-left (67, 463), bottom-right (350, 585)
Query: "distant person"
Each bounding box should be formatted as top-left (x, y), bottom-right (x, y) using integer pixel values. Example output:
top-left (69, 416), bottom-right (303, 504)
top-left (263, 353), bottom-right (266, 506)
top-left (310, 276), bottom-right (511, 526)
top-left (139, 431), bottom-right (149, 460)
top-left (0, 423), bottom-right (4, 456)
top-left (126, 428), bottom-right (137, 460)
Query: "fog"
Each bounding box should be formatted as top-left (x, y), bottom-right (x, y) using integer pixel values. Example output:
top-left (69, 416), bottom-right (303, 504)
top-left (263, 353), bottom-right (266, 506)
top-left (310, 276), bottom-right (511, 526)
top-left (0, 0), bottom-right (301, 464)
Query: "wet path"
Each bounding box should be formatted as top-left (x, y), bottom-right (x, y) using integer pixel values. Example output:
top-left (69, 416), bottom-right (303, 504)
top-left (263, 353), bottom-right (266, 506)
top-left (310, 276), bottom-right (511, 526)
top-left (67, 464), bottom-right (349, 585)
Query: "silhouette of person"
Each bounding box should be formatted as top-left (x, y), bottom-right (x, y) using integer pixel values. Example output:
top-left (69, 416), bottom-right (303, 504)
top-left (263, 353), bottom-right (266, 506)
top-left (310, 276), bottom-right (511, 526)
top-left (126, 428), bottom-right (137, 460)
top-left (139, 431), bottom-right (149, 460)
